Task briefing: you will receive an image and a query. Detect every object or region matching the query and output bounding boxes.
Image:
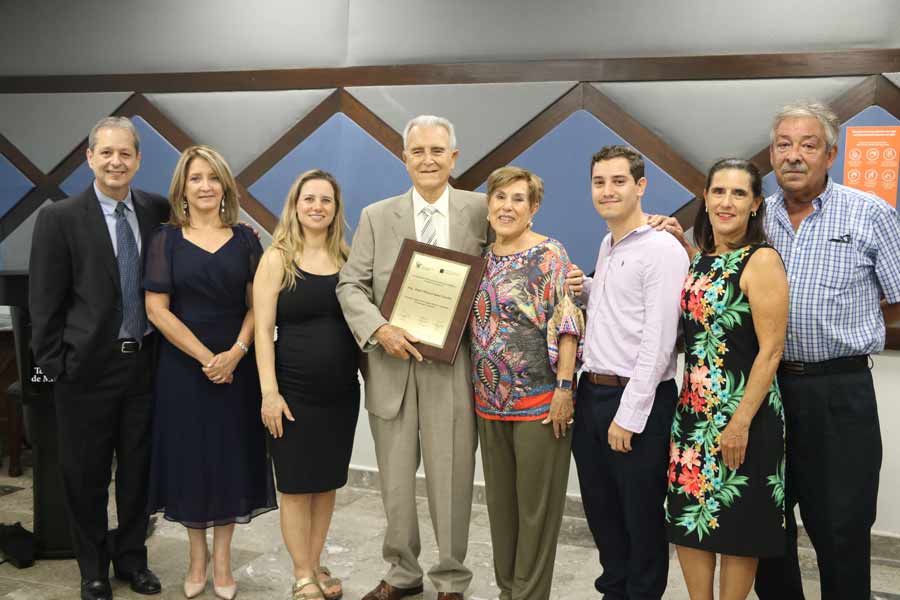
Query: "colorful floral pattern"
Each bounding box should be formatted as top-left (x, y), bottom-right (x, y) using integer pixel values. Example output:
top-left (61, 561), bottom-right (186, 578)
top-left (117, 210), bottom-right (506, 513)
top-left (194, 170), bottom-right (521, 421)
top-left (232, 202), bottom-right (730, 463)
top-left (667, 245), bottom-right (785, 547)
top-left (469, 238), bottom-right (583, 421)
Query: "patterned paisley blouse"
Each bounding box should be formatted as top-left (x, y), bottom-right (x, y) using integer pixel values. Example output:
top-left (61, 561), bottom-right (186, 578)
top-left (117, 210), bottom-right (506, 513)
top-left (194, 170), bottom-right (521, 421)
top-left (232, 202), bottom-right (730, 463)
top-left (469, 238), bottom-right (584, 421)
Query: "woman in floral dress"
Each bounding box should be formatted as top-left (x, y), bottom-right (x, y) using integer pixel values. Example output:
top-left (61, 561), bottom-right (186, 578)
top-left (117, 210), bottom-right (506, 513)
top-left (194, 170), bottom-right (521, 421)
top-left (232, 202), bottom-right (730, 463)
top-left (666, 159), bottom-right (788, 599)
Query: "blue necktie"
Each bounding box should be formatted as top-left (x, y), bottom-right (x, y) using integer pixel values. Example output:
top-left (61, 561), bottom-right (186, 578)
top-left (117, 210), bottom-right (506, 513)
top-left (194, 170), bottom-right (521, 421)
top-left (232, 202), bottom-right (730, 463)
top-left (114, 202), bottom-right (145, 340)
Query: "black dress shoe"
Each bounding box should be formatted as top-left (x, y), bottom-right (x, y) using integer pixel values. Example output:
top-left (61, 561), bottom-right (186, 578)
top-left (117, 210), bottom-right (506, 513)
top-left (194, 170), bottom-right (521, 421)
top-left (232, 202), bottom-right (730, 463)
top-left (81, 579), bottom-right (112, 600)
top-left (113, 567), bottom-right (161, 595)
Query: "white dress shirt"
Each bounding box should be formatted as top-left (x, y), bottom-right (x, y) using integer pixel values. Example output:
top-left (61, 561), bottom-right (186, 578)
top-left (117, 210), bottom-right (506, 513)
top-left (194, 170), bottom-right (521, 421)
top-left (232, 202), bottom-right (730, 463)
top-left (412, 185), bottom-right (450, 248)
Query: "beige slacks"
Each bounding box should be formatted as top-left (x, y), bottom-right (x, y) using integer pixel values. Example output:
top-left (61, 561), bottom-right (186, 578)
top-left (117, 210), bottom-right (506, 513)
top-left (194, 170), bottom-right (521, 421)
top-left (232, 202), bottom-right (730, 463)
top-left (369, 359), bottom-right (477, 593)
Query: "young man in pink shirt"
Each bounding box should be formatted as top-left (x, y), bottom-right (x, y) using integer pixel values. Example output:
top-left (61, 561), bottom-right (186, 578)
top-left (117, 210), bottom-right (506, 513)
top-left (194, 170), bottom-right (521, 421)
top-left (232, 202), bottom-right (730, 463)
top-left (572, 146), bottom-right (689, 600)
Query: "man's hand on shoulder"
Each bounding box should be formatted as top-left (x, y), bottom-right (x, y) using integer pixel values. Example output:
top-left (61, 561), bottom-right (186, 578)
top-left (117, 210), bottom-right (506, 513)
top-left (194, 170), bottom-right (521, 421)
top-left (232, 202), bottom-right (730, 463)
top-left (646, 214), bottom-right (696, 259)
top-left (374, 324), bottom-right (423, 362)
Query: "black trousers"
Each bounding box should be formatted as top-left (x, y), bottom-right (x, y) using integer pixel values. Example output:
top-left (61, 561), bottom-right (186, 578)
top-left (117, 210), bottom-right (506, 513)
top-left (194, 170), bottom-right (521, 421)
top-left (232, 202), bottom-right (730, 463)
top-left (755, 368), bottom-right (881, 600)
top-left (572, 378), bottom-right (677, 600)
top-left (54, 342), bottom-right (154, 580)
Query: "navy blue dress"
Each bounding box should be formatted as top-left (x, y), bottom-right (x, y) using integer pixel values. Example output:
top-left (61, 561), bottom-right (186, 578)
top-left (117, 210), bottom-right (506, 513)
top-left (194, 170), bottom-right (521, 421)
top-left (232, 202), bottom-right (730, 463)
top-left (144, 224), bottom-right (276, 528)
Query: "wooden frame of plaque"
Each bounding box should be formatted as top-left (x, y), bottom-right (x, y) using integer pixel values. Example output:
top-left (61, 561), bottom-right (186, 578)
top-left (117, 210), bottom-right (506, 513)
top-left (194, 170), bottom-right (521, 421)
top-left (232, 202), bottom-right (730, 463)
top-left (379, 239), bottom-right (487, 364)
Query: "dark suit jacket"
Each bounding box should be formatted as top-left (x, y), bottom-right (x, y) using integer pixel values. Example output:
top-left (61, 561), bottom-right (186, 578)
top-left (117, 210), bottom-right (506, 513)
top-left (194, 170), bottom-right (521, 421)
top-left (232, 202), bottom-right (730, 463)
top-left (29, 185), bottom-right (169, 382)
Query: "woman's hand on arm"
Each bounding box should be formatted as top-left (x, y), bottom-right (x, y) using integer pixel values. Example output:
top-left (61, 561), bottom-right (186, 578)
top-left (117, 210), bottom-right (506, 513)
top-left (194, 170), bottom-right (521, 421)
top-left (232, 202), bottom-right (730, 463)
top-left (721, 248), bottom-right (788, 471)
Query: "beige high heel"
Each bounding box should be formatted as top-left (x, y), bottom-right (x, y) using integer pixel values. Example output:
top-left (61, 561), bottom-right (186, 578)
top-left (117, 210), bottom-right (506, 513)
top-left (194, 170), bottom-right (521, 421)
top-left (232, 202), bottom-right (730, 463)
top-left (183, 554), bottom-right (209, 599)
top-left (212, 555), bottom-right (237, 600)
top-left (213, 581), bottom-right (237, 600)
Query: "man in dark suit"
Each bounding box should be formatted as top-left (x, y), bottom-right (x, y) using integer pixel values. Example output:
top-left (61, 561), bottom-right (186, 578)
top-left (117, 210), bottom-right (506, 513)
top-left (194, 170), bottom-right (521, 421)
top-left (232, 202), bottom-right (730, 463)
top-left (29, 117), bottom-right (167, 600)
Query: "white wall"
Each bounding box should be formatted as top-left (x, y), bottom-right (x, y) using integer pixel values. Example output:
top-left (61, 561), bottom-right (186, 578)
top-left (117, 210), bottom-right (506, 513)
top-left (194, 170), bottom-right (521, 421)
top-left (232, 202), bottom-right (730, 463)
top-left (350, 351), bottom-right (900, 536)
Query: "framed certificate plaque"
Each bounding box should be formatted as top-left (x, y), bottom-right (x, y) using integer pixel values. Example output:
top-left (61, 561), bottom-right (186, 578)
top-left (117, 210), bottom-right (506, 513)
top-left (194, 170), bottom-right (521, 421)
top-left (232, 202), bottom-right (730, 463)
top-left (379, 239), bottom-right (487, 364)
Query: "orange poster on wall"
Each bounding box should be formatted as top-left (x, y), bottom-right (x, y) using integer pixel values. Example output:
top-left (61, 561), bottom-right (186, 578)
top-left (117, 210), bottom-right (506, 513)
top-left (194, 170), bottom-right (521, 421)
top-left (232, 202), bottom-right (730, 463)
top-left (843, 126), bottom-right (900, 207)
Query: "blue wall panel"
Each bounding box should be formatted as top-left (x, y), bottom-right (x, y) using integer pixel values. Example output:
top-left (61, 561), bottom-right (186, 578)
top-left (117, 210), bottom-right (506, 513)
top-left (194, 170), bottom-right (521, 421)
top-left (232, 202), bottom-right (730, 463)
top-left (60, 116), bottom-right (181, 198)
top-left (249, 113), bottom-right (410, 232)
top-left (762, 105), bottom-right (900, 209)
top-left (477, 110), bottom-right (695, 273)
top-left (0, 154), bottom-right (35, 220)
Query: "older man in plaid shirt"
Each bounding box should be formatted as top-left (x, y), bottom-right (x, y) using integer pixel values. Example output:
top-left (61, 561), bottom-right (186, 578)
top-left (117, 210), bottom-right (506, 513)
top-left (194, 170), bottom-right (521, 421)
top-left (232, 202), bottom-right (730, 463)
top-left (750, 102), bottom-right (900, 600)
top-left (654, 100), bottom-right (900, 599)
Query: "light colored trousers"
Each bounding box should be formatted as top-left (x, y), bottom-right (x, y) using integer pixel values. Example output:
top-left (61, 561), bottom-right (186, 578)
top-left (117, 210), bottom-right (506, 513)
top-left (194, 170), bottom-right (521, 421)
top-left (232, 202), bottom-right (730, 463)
top-left (369, 359), bottom-right (477, 593)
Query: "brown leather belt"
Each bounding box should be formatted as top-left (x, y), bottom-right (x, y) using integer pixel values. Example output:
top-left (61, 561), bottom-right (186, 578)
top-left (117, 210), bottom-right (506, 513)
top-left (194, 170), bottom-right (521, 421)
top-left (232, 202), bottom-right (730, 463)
top-left (583, 372), bottom-right (630, 387)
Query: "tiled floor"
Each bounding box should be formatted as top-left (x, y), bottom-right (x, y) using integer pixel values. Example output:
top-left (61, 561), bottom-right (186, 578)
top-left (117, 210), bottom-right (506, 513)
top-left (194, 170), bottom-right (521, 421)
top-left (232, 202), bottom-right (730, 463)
top-left (1, 458), bottom-right (899, 599)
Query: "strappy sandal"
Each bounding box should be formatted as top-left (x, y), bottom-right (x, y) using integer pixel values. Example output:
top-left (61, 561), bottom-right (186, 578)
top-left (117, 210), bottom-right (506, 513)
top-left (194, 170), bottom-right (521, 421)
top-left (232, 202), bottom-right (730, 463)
top-left (314, 566), bottom-right (343, 600)
top-left (291, 576), bottom-right (324, 600)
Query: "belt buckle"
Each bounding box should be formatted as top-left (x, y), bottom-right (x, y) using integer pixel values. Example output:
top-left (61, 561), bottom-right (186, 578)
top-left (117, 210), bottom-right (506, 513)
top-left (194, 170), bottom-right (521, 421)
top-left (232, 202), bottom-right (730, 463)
top-left (120, 340), bottom-right (139, 354)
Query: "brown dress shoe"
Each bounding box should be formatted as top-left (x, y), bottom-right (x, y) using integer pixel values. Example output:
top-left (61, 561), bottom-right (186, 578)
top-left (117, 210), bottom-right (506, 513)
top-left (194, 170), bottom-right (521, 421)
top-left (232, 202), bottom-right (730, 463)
top-left (436, 593), bottom-right (464, 599)
top-left (361, 580), bottom-right (424, 600)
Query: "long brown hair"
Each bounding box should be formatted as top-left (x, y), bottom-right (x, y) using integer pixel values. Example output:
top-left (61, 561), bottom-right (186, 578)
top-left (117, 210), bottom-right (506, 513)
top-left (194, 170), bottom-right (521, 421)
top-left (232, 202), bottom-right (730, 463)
top-left (267, 169), bottom-right (350, 290)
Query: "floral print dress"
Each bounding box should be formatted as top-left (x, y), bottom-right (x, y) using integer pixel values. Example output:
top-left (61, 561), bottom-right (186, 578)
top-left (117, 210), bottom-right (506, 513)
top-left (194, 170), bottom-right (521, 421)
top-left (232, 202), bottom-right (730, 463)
top-left (666, 244), bottom-right (785, 557)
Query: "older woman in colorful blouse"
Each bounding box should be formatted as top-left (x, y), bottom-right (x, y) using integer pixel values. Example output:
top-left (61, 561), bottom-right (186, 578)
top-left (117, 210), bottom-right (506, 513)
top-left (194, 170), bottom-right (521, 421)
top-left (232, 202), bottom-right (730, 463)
top-left (469, 166), bottom-right (583, 600)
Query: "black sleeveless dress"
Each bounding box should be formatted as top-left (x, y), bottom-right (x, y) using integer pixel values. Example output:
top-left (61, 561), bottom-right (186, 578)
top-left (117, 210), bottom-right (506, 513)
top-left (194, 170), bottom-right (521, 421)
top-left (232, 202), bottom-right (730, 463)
top-left (267, 269), bottom-right (360, 493)
top-left (666, 244), bottom-right (785, 557)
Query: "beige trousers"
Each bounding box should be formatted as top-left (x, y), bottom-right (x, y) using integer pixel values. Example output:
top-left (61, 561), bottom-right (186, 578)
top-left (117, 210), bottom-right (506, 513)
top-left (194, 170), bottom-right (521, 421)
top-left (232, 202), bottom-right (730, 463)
top-left (369, 359), bottom-right (477, 593)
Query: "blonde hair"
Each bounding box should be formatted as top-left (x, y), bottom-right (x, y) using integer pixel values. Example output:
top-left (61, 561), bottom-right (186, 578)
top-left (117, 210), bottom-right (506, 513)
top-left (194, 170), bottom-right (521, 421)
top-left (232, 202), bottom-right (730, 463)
top-left (168, 145), bottom-right (240, 227)
top-left (269, 169), bottom-right (350, 290)
top-left (486, 165), bottom-right (544, 209)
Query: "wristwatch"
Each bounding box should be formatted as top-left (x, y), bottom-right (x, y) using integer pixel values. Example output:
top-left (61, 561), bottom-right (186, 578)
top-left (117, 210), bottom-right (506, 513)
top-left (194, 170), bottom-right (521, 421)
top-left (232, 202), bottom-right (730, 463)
top-left (556, 378), bottom-right (573, 391)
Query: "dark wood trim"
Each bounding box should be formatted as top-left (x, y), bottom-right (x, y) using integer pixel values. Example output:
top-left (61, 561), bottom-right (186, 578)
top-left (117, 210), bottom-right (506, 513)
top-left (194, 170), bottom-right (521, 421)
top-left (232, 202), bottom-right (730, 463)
top-left (455, 84), bottom-right (581, 190)
top-left (338, 89), bottom-right (405, 158)
top-left (457, 83), bottom-right (706, 229)
top-left (3, 49), bottom-right (899, 94)
top-left (236, 91), bottom-right (341, 187)
top-left (0, 184), bottom-right (65, 241)
top-left (0, 133), bottom-right (46, 185)
top-left (582, 84), bottom-right (706, 199)
top-left (874, 74), bottom-right (900, 120)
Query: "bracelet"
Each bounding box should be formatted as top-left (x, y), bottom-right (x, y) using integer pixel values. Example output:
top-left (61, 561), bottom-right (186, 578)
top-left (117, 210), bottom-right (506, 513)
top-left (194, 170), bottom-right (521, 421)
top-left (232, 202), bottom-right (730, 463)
top-left (235, 340), bottom-right (249, 354)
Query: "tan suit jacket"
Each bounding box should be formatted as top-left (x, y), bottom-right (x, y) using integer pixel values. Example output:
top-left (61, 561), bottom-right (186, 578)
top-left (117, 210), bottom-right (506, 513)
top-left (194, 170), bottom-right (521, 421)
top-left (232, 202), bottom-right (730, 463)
top-left (337, 186), bottom-right (489, 419)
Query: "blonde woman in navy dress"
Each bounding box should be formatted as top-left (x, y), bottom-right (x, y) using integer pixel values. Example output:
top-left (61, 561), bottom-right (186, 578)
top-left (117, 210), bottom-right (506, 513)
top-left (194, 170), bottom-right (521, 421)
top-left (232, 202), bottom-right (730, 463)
top-left (144, 145), bottom-right (276, 600)
top-left (254, 170), bottom-right (359, 600)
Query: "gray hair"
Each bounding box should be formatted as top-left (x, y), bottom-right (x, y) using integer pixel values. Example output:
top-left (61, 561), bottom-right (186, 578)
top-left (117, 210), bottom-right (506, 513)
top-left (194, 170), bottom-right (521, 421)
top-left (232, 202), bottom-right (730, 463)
top-left (88, 116), bottom-right (141, 153)
top-left (402, 115), bottom-right (457, 151)
top-left (770, 101), bottom-right (840, 151)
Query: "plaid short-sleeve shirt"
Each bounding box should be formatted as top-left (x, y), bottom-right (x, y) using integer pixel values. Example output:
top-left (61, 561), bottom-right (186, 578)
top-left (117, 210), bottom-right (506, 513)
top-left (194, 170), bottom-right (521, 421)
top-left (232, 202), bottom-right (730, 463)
top-left (765, 178), bottom-right (900, 362)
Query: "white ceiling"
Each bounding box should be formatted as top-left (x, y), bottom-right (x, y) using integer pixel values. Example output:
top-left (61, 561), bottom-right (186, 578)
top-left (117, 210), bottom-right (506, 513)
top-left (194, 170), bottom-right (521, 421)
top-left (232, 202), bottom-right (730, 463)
top-left (593, 77), bottom-right (866, 171)
top-left (0, 92), bottom-right (132, 172)
top-left (146, 90), bottom-right (335, 173)
top-left (1, 0), bottom-right (898, 75)
top-left (346, 82), bottom-right (576, 174)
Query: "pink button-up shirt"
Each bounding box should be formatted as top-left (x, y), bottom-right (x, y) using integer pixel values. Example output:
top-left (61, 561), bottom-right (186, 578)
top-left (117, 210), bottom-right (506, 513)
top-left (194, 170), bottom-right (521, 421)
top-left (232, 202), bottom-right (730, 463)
top-left (582, 224), bottom-right (689, 433)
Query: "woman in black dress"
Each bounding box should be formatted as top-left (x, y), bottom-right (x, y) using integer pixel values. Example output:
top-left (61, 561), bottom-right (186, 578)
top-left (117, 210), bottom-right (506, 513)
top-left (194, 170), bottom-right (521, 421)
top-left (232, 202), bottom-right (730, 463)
top-left (144, 145), bottom-right (276, 600)
top-left (253, 169), bottom-right (359, 600)
top-left (666, 159), bottom-right (788, 599)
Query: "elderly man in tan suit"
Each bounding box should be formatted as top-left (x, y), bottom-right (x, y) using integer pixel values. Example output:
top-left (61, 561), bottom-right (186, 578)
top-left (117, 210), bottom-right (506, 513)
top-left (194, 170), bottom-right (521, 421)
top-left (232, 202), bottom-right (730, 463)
top-left (337, 115), bottom-right (489, 600)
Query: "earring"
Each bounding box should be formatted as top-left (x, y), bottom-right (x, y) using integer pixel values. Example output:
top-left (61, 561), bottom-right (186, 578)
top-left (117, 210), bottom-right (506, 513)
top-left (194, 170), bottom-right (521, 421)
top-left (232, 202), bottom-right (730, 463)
top-left (704, 205), bottom-right (708, 213)
top-left (751, 210), bottom-right (757, 217)
top-left (220, 198), bottom-right (225, 214)
top-left (183, 199), bottom-right (188, 213)
top-left (528, 220), bottom-right (534, 228)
